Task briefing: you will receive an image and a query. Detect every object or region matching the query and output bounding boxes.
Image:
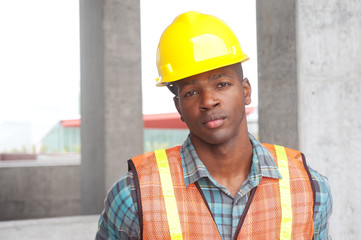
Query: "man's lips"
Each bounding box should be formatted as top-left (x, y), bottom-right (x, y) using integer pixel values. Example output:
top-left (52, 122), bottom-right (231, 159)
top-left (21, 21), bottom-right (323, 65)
top-left (203, 113), bottom-right (228, 129)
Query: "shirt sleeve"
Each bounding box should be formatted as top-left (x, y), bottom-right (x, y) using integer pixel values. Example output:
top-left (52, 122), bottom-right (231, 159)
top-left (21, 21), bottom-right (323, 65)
top-left (95, 171), bottom-right (140, 240)
top-left (309, 168), bottom-right (333, 240)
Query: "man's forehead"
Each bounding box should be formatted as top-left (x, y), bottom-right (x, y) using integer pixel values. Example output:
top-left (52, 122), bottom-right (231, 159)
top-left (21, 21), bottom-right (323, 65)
top-left (177, 65), bottom-right (236, 85)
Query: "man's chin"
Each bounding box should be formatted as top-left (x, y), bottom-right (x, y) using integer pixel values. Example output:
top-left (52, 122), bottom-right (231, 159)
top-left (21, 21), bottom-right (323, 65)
top-left (190, 131), bottom-right (233, 146)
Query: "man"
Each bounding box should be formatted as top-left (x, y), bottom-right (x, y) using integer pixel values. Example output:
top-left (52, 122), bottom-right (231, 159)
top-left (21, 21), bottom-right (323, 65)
top-left (96, 11), bottom-right (332, 239)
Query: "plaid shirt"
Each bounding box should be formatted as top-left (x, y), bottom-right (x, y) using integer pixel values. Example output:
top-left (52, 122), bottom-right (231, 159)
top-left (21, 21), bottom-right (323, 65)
top-left (96, 134), bottom-right (332, 240)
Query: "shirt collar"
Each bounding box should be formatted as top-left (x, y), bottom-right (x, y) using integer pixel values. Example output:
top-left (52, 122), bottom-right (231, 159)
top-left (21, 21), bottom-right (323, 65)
top-left (180, 133), bottom-right (282, 188)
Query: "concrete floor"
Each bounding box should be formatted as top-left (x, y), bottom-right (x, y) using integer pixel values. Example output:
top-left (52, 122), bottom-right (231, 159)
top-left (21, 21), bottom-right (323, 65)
top-left (0, 215), bottom-right (99, 240)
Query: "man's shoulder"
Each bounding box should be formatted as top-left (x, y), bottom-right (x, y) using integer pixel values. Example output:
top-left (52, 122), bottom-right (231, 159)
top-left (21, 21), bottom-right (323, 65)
top-left (307, 168), bottom-right (332, 238)
top-left (106, 170), bottom-right (136, 200)
top-left (308, 167), bottom-right (329, 183)
top-left (96, 171), bottom-right (139, 239)
top-left (307, 167), bottom-right (332, 211)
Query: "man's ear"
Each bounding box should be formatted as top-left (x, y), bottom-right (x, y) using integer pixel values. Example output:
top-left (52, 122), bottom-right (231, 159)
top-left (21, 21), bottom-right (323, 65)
top-left (243, 78), bottom-right (252, 105)
top-left (173, 96), bottom-right (185, 122)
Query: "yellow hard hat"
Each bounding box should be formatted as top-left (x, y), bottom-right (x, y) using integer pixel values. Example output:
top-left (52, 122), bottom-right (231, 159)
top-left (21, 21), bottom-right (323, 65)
top-left (156, 11), bottom-right (249, 87)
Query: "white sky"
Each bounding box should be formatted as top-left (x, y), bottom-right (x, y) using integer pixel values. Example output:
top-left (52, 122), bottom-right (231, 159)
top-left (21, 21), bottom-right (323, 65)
top-left (0, 0), bottom-right (80, 143)
top-left (0, 0), bottom-right (257, 145)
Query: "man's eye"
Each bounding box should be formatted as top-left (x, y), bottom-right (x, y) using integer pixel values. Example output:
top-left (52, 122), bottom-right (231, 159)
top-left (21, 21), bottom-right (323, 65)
top-left (217, 82), bottom-right (230, 88)
top-left (184, 90), bottom-right (197, 97)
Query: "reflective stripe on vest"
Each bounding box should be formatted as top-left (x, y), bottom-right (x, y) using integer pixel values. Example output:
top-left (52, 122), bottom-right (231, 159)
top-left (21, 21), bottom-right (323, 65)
top-left (154, 149), bottom-right (183, 240)
top-left (275, 145), bottom-right (292, 240)
top-left (129, 145), bottom-right (314, 239)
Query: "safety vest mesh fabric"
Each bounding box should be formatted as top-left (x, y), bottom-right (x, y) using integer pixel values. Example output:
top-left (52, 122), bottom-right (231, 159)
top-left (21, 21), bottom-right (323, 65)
top-left (237, 143), bottom-right (314, 239)
top-left (129, 144), bottom-right (314, 240)
top-left (131, 146), bottom-right (220, 239)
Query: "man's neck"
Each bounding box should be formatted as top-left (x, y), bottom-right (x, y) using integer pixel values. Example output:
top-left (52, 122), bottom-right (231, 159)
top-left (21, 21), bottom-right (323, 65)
top-left (190, 131), bottom-right (253, 197)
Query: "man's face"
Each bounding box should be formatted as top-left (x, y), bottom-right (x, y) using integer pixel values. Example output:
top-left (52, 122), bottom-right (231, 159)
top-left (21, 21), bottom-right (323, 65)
top-left (174, 65), bottom-right (251, 146)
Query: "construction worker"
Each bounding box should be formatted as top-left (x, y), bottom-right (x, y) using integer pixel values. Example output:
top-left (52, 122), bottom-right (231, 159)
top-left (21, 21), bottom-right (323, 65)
top-left (96, 11), bottom-right (332, 239)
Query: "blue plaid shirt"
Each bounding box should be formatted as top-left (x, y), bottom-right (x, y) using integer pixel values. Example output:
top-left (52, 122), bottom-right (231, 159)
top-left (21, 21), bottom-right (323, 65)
top-left (96, 134), bottom-right (332, 239)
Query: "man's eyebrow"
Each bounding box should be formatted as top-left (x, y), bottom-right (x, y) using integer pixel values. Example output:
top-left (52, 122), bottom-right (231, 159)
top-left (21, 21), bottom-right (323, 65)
top-left (209, 73), bottom-right (231, 81)
top-left (209, 73), bottom-right (224, 80)
top-left (177, 79), bottom-right (198, 88)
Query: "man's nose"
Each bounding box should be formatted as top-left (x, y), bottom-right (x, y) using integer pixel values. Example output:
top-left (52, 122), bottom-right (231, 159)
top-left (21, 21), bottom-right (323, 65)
top-left (200, 89), bottom-right (220, 111)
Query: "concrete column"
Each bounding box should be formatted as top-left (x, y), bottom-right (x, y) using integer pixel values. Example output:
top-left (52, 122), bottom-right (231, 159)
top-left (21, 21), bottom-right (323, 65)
top-left (297, 1), bottom-right (361, 238)
top-left (257, 1), bottom-right (299, 149)
top-left (257, 0), bottom-right (361, 239)
top-left (79, 0), bottom-right (143, 214)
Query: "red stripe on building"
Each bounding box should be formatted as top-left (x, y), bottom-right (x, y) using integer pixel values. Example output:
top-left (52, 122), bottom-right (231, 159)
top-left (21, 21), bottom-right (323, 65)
top-left (61, 119), bottom-right (81, 128)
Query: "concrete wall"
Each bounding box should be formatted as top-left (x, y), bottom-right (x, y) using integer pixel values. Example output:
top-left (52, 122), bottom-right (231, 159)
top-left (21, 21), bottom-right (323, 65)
top-left (297, 1), bottom-right (361, 238)
top-left (257, 0), bottom-right (361, 239)
top-left (79, 0), bottom-right (143, 215)
top-left (0, 159), bottom-right (81, 221)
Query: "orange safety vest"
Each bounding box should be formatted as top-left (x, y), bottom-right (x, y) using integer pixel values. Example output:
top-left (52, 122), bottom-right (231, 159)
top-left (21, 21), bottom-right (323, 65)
top-left (128, 144), bottom-right (315, 240)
